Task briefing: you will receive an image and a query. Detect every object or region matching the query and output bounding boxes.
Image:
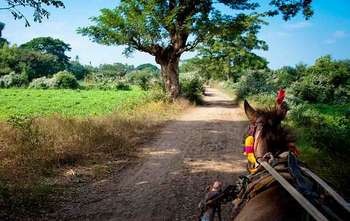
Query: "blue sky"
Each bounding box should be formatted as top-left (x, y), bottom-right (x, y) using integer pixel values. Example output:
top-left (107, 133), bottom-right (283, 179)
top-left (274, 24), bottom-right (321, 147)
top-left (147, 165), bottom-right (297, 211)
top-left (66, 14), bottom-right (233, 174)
top-left (0, 0), bottom-right (349, 69)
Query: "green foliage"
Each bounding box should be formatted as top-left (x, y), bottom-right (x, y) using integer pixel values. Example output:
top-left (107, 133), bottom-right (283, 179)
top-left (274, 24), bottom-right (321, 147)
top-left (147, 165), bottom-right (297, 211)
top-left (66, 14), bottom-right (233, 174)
top-left (0, 21), bottom-right (4, 37)
top-left (127, 69), bottom-right (160, 90)
top-left (53, 71), bottom-right (79, 89)
top-left (93, 63), bottom-right (134, 80)
top-left (0, 88), bottom-right (149, 119)
top-left (0, 44), bottom-right (63, 80)
top-left (231, 55), bottom-right (349, 105)
top-left (67, 60), bottom-right (90, 80)
top-left (290, 56), bottom-right (350, 104)
top-left (136, 63), bottom-right (159, 73)
top-left (180, 73), bottom-right (205, 104)
top-left (79, 0), bottom-right (312, 56)
top-left (85, 79), bottom-right (131, 91)
top-left (234, 69), bottom-right (274, 98)
top-left (28, 77), bottom-right (54, 89)
top-left (291, 74), bottom-right (332, 103)
top-left (270, 65), bottom-right (302, 89)
top-left (78, 0), bottom-right (312, 98)
top-left (0, 22), bottom-right (9, 47)
top-left (20, 37), bottom-right (71, 68)
top-left (0, 71), bottom-right (28, 88)
top-left (232, 55), bottom-right (350, 164)
top-left (289, 103), bottom-right (350, 155)
top-left (1, 0), bottom-right (65, 27)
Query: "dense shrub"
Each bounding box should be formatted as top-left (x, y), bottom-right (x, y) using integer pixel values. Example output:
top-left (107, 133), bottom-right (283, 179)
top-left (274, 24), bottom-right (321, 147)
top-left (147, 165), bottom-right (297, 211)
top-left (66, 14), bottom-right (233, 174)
top-left (0, 71), bottom-right (28, 88)
top-left (127, 70), bottom-right (159, 90)
top-left (180, 73), bottom-right (205, 104)
top-left (84, 79), bottom-right (131, 91)
top-left (53, 71), bottom-right (79, 89)
top-left (28, 77), bottom-right (55, 89)
top-left (234, 69), bottom-right (275, 98)
top-left (290, 56), bottom-right (350, 104)
top-left (291, 74), bottom-right (333, 103)
top-left (288, 104), bottom-right (350, 155)
top-left (115, 80), bottom-right (131, 90)
top-left (270, 66), bottom-right (303, 89)
top-left (67, 61), bottom-right (90, 80)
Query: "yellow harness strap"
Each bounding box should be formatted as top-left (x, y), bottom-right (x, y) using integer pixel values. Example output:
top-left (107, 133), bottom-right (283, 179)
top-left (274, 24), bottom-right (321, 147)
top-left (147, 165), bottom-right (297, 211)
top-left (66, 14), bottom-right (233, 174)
top-left (244, 135), bottom-right (258, 174)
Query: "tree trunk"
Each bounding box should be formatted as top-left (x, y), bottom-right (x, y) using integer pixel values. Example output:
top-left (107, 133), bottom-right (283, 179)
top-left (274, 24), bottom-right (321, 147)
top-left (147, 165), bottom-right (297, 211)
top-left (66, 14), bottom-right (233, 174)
top-left (158, 56), bottom-right (180, 100)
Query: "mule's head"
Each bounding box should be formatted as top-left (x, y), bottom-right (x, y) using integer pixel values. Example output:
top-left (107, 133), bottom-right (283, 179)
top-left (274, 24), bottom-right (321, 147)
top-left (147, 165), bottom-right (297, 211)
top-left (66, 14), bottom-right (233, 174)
top-left (244, 99), bottom-right (293, 159)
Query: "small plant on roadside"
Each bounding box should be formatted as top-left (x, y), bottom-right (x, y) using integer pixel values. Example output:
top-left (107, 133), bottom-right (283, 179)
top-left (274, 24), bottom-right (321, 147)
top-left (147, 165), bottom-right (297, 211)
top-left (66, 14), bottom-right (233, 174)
top-left (180, 73), bottom-right (205, 104)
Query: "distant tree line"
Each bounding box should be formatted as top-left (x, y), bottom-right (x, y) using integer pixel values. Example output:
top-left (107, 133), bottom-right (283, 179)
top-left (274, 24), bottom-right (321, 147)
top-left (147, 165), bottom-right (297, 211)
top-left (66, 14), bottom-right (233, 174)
top-left (0, 30), bottom-right (160, 89)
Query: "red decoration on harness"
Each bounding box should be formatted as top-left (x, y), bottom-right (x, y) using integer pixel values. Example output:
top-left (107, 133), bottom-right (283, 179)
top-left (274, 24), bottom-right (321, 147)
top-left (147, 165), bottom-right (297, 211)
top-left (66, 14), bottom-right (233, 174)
top-left (276, 89), bottom-right (285, 105)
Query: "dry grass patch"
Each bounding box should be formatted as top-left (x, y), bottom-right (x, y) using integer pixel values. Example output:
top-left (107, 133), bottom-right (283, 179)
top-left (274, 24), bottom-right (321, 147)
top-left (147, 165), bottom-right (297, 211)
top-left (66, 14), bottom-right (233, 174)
top-left (0, 99), bottom-right (188, 218)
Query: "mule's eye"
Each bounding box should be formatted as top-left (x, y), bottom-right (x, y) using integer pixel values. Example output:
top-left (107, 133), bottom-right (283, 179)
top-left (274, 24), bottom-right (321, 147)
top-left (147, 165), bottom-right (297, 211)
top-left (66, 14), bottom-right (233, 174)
top-left (268, 119), bottom-right (273, 126)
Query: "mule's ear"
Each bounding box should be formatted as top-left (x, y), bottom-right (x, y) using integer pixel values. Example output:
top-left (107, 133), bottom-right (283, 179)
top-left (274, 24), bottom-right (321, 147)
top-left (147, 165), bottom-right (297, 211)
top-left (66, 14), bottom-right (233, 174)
top-left (244, 100), bottom-right (256, 122)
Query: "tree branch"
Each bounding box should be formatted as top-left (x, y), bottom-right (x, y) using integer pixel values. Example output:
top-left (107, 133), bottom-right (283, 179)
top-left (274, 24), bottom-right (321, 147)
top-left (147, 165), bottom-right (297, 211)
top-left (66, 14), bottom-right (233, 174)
top-left (130, 37), bottom-right (162, 56)
top-left (0, 3), bottom-right (28, 10)
top-left (176, 37), bottom-right (201, 55)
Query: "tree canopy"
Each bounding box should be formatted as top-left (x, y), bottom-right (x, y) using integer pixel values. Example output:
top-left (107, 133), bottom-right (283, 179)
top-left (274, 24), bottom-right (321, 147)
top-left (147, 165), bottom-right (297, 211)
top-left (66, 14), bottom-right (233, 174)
top-left (0, 0), bottom-right (65, 26)
top-left (79, 0), bottom-right (313, 99)
top-left (0, 44), bottom-right (63, 79)
top-left (20, 37), bottom-right (71, 67)
top-left (136, 63), bottom-right (160, 73)
top-left (0, 21), bottom-right (9, 47)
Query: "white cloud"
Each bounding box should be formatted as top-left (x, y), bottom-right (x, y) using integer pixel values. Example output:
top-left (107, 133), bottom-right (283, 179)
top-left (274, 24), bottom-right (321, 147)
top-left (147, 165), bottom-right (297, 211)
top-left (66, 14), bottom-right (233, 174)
top-left (285, 21), bottom-right (312, 30)
top-left (276, 31), bottom-right (289, 37)
top-left (333, 30), bottom-right (347, 38)
top-left (324, 30), bottom-right (347, 44)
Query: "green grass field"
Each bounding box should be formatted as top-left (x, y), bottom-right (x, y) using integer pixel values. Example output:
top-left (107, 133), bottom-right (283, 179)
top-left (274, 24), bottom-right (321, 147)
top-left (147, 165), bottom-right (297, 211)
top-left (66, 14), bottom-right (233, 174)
top-left (0, 88), bottom-right (149, 119)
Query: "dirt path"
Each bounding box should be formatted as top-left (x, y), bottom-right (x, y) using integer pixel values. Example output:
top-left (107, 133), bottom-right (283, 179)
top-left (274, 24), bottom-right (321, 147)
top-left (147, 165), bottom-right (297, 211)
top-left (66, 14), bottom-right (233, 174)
top-left (52, 88), bottom-right (248, 221)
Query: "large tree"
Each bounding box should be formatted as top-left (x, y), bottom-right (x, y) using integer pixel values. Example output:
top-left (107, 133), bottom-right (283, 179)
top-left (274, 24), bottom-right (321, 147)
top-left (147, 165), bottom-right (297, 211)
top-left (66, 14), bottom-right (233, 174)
top-left (0, 0), bottom-right (64, 26)
top-left (20, 37), bottom-right (71, 68)
top-left (0, 21), bottom-right (9, 46)
top-left (79, 0), bottom-right (313, 99)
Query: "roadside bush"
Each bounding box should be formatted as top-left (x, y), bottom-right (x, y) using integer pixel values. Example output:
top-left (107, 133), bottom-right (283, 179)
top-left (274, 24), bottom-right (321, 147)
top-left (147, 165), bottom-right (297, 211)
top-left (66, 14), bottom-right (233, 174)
top-left (234, 69), bottom-right (275, 99)
top-left (271, 66), bottom-right (302, 89)
top-left (53, 71), bottom-right (79, 89)
top-left (289, 56), bottom-right (350, 104)
top-left (289, 104), bottom-right (350, 155)
top-left (180, 74), bottom-right (205, 104)
top-left (290, 74), bottom-right (333, 103)
top-left (148, 85), bottom-right (168, 102)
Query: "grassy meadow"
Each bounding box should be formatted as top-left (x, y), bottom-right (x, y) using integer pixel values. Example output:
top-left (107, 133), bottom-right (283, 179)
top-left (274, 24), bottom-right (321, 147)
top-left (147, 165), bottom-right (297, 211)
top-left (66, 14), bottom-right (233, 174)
top-left (0, 87), bottom-right (148, 119)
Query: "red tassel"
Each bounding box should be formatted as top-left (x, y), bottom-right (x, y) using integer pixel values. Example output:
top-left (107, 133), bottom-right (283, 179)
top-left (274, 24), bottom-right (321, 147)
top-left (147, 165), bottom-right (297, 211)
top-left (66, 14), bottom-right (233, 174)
top-left (276, 89), bottom-right (285, 105)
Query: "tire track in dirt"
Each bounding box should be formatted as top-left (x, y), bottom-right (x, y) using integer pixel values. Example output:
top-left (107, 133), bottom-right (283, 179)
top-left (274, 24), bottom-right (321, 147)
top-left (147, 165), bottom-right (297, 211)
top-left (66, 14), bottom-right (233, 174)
top-left (51, 88), bottom-right (248, 221)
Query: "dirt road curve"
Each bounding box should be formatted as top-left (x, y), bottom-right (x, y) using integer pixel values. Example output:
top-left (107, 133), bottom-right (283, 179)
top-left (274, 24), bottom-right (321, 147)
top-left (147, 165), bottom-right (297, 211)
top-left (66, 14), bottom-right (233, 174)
top-left (53, 88), bottom-right (248, 221)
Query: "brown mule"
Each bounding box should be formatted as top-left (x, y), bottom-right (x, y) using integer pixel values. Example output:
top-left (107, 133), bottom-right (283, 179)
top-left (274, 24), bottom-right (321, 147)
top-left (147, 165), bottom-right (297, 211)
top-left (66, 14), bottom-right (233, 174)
top-left (233, 100), bottom-right (307, 221)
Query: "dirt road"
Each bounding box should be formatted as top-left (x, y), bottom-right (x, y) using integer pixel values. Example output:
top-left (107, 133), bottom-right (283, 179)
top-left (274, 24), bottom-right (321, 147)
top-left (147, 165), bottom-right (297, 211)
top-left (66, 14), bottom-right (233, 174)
top-left (53, 88), bottom-right (248, 221)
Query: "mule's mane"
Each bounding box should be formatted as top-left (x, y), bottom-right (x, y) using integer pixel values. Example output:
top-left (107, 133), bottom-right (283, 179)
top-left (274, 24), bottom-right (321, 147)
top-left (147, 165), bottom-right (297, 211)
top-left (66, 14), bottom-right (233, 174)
top-left (255, 106), bottom-right (295, 155)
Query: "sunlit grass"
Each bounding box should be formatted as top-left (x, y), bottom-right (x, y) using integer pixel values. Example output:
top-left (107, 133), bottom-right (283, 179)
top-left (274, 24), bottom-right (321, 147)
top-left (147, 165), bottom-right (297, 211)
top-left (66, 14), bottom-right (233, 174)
top-left (0, 87), bottom-right (148, 119)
